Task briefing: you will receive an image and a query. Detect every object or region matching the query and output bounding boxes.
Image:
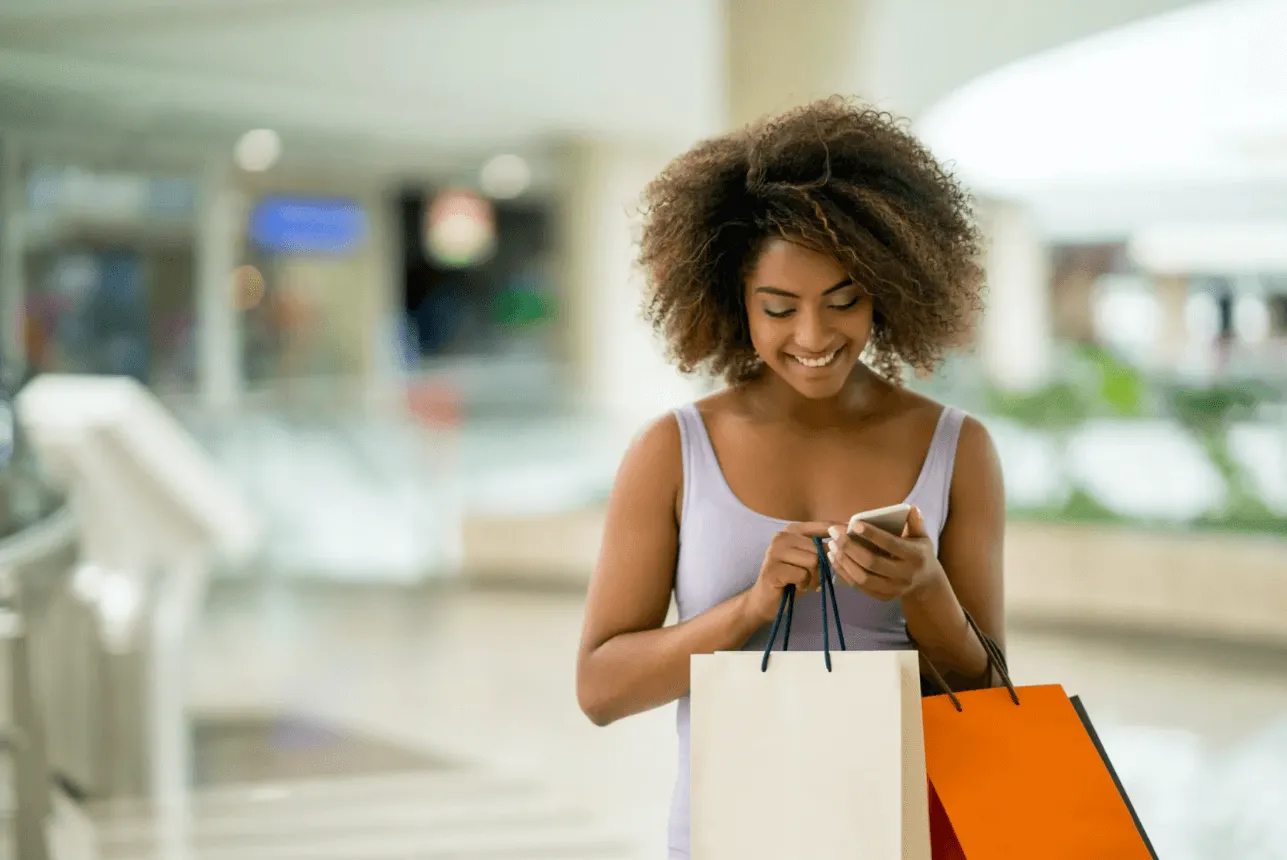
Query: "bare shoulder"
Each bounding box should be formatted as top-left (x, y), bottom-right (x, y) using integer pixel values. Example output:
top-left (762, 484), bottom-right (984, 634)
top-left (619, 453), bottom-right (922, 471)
top-left (691, 386), bottom-right (746, 422)
top-left (887, 388), bottom-right (1001, 492)
top-left (951, 412), bottom-right (1004, 503)
top-left (613, 409), bottom-right (685, 521)
top-left (957, 413), bottom-right (999, 457)
top-left (621, 410), bottom-right (684, 480)
top-left (884, 385), bottom-right (953, 434)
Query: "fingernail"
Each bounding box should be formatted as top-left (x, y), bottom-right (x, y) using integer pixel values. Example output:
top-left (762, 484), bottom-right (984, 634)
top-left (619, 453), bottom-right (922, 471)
top-left (828, 526), bottom-right (842, 540)
top-left (827, 538), bottom-right (836, 554)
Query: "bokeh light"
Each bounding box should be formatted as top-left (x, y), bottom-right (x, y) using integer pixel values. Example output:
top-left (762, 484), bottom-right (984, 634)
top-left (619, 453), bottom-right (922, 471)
top-left (231, 265), bottom-right (267, 311)
top-left (424, 189), bottom-right (496, 267)
top-left (480, 154), bottom-right (531, 200)
top-left (235, 129), bottom-right (283, 172)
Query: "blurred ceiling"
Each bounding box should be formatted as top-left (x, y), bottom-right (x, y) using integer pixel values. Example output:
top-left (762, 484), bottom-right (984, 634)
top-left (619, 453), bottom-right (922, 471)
top-left (0, 0), bottom-right (1201, 192)
top-left (0, 0), bottom-right (727, 172)
top-left (918, 0), bottom-right (1287, 241)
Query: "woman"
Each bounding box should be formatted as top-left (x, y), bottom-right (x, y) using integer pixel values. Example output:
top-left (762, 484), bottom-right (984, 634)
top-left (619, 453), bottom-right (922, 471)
top-left (575, 98), bottom-right (1006, 859)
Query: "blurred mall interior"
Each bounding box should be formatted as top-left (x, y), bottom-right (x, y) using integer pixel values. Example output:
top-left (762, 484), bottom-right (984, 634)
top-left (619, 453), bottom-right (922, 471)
top-left (0, 0), bottom-right (1285, 857)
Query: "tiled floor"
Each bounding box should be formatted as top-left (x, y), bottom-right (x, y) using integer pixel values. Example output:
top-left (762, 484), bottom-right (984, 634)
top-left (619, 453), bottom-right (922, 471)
top-left (184, 579), bottom-right (1287, 860)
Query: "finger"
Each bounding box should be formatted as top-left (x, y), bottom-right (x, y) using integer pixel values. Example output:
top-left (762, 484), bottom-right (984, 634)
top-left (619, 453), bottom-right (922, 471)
top-left (782, 534), bottom-right (833, 573)
top-left (904, 505), bottom-right (929, 540)
top-left (825, 527), bottom-right (855, 562)
top-left (836, 555), bottom-right (900, 599)
top-left (829, 531), bottom-right (891, 576)
top-left (855, 579), bottom-right (902, 602)
top-left (783, 532), bottom-right (830, 556)
top-left (827, 537), bottom-right (875, 587)
top-left (785, 521), bottom-right (840, 538)
top-left (828, 548), bottom-right (867, 588)
top-left (800, 566), bottom-right (818, 593)
top-left (781, 562), bottom-right (818, 593)
top-left (842, 539), bottom-right (901, 578)
top-left (847, 521), bottom-right (911, 558)
top-left (820, 546), bottom-right (843, 586)
top-left (774, 543), bottom-right (822, 571)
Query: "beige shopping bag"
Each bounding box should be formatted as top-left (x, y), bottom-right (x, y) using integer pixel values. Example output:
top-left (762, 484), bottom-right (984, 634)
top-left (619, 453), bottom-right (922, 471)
top-left (690, 539), bottom-right (931, 860)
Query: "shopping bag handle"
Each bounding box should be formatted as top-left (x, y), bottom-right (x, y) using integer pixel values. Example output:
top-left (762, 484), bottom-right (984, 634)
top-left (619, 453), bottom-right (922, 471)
top-left (760, 537), bottom-right (847, 672)
top-left (755, 538), bottom-right (1020, 710)
top-left (911, 608), bottom-right (1020, 711)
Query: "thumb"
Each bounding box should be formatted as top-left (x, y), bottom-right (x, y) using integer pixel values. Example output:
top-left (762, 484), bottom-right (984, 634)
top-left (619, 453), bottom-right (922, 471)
top-left (904, 505), bottom-right (928, 539)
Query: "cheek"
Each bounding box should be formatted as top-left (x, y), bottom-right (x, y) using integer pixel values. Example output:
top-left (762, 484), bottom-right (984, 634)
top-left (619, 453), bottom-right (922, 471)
top-left (748, 322), bottom-right (797, 365)
top-left (849, 304), bottom-right (877, 337)
top-left (744, 313), bottom-right (776, 352)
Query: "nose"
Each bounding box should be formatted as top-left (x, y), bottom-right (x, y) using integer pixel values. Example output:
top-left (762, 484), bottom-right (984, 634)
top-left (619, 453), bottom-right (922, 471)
top-left (793, 307), bottom-right (833, 352)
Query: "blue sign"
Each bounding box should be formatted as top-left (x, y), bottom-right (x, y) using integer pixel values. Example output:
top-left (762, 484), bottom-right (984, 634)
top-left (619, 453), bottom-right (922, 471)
top-left (249, 196), bottom-right (367, 254)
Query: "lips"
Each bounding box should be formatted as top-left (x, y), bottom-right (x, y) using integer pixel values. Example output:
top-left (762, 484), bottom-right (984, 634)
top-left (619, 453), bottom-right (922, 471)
top-left (789, 346), bottom-right (842, 368)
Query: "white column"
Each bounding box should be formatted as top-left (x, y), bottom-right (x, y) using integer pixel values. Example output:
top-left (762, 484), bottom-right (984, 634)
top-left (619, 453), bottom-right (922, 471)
top-left (195, 166), bottom-right (244, 413)
top-left (560, 139), bottom-right (705, 441)
top-left (1153, 273), bottom-right (1190, 368)
top-left (361, 189), bottom-right (405, 415)
top-left (724, 0), bottom-right (871, 128)
top-left (979, 200), bottom-right (1053, 391)
top-left (0, 139), bottom-right (25, 377)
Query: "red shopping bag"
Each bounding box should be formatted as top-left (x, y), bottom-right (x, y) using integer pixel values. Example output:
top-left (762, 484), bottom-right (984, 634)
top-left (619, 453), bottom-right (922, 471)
top-left (928, 779), bottom-right (965, 860)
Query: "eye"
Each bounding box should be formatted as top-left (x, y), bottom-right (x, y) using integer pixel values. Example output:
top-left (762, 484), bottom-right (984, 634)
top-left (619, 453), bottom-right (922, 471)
top-left (830, 296), bottom-right (861, 311)
top-left (763, 307), bottom-right (795, 319)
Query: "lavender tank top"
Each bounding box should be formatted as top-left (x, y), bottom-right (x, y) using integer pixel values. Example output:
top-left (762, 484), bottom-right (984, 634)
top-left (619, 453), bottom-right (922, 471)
top-left (666, 402), bottom-right (967, 859)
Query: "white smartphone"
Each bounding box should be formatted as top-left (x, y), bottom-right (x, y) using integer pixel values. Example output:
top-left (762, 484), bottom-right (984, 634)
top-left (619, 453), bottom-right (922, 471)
top-left (847, 502), bottom-right (912, 536)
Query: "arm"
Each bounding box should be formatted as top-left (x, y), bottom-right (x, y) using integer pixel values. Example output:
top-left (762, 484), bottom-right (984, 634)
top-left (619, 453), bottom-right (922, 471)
top-left (900, 415), bottom-right (1007, 689)
top-left (575, 414), bottom-right (767, 727)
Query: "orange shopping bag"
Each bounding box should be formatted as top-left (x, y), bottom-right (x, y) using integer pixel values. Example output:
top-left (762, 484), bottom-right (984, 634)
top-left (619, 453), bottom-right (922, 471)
top-left (920, 620), bottom-right (1158, 859)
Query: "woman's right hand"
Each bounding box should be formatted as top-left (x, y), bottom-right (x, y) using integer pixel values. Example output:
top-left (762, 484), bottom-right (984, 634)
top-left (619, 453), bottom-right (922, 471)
top-left (743, 521), bottom-right (837, 625)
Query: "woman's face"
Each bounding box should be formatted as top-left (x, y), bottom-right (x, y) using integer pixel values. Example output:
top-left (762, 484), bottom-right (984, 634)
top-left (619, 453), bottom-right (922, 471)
top-left (743, 237), bottom-right (873, 399)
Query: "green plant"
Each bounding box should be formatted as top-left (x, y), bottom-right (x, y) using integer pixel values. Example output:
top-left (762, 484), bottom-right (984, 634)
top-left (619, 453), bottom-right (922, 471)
top-left (1073, 343), bottom-right (1146, 418)
top-left (983, 381), bottom-right (1092, 431)
top-left (972, 351), bottom-right (1287, 536)
top-left (1059, 488), bottom-right (1124, 524)
top-left (1167, 384), bottom-right (1278, 528)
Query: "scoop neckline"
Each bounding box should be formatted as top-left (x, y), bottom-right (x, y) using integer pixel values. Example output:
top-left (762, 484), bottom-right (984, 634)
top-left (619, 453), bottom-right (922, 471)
top-left (683, 402), bottom-right (949, 524)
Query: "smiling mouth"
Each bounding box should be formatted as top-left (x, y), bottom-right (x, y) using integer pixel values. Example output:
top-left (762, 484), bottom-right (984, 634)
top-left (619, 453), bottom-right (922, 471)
top-left (789, 347), bottom-right (843, 368)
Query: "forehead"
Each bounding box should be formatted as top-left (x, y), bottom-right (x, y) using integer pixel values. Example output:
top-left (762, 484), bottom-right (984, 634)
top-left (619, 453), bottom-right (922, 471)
top-left (747, 238), bottom-right (847, 289)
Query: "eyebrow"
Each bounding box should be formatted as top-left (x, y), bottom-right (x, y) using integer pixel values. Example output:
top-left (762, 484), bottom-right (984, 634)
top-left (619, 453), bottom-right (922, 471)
top-left (753, 278), bottom-right (854, 299)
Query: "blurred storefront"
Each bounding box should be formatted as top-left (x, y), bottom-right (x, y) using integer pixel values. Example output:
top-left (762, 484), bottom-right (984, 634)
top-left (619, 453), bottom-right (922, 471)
top-left (0, 139), bottom-right (578, 417)
top-left (12, 162), bottom-right (200, 394)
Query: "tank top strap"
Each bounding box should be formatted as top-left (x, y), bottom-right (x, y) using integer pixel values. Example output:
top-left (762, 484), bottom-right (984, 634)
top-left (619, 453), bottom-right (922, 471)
top-left (926, 406), bottom-right (967, 520)
top-left (672, 403), bottom-right (721, 529)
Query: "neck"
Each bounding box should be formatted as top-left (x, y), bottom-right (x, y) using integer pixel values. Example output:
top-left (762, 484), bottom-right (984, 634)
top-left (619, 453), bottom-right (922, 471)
top-left (746, 362), bottom-right (888, 427)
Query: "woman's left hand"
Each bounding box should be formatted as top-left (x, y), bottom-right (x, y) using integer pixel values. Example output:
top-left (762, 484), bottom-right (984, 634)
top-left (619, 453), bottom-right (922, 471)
top-left (826, 505), bottom-right (945, 602)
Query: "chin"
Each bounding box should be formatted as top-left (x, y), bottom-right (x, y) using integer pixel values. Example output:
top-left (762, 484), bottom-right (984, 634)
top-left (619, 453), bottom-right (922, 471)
top-left (774, 360), bottom-right (855, 399)
top-left (789, 377), bottom-right (849, 400)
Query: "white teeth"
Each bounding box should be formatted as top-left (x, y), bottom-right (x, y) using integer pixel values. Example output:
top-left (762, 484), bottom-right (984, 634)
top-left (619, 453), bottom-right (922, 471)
top-left (792, 349), bottom-right (839, 368)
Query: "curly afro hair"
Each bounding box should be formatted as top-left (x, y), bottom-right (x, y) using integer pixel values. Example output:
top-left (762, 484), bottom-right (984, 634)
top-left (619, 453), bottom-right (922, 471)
top-left (637, 97), bottom-right (984, 384)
